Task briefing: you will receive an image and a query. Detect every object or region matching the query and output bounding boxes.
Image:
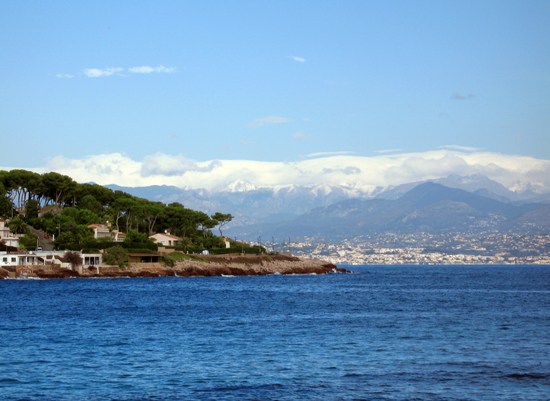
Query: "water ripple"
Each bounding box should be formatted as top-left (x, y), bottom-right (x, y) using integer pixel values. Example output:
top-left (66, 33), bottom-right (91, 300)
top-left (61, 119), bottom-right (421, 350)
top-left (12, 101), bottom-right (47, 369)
top-left (0, 265), bottom-right (549, 401)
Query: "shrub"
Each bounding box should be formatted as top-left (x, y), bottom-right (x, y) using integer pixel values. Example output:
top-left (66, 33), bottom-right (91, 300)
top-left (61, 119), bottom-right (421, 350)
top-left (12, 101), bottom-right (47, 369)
top-left (103, 245), bottom-right (128, 268)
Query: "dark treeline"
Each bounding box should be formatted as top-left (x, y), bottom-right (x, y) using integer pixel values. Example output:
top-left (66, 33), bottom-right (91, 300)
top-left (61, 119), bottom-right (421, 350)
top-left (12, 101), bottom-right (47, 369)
top-left (0, 169), bottom-right (234, 253)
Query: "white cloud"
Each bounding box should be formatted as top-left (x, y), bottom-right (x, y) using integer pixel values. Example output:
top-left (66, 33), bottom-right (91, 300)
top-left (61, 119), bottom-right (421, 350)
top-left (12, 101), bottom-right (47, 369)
top-left (322, 166), bottom-right (362, 175)
top-left (439, 144), bottom-right (481, 152)
top-left (290, 56), bottom-right (306, 63)
top-left (83, 67), bottom-right (124, 78)
top-left (248, 116), bottom-right (289, 128)
top-left (141, 153), bottom-right (219, 176)
top-left (293, 131), bottom-right (314, 141)
top-left (128, 65), bottom-right (176, 74)
top-left (374, 148), bottom-right (403, 154)
top-left (306, 151), bottom-right (354, 158)
top-left (4, 150), bottom-right (547, 195)
top-left (383, 152), bottom-right (472, 185)
top-left (55, 73), bottom-right (75, 79)
top-left (58, 65), bottom-right (177, 78)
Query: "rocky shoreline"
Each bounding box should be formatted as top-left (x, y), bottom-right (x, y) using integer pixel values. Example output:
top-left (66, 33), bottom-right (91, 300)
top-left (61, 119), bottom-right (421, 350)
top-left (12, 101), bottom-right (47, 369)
top-left (1, 254), bottom-right (349, 279)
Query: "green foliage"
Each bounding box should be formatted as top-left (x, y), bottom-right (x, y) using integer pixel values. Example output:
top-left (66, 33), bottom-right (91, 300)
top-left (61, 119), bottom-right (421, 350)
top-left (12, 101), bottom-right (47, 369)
top-left (61, 207), bottom-right (99, 225)
top-left (1, 169), bottom-right (44, 210)
top-left (19, 234), bottom-right (38, 251)
top-left (123, 229), bottom-right (157, 252)
top-left (162, 251), bottom-right (206, 267)
top-left (81, 239), bottom-right (116, 253)
top-left (0, 186), bottom-right (12, 218)
top-left (211, 212), bottom-right (233, 237)
top-left (55, 224), bottom-right (93, 250)
top-left (103, 245), bottom-right (128, 268)
top-left (125, 248), bottom-right (157, 254)
top-left (164, 251), bottom-right (190, 262)
top-left (124, 229), bottom-right (150, 244)
top-left (8, 215), bottom-right (28, 234)
top-left (173, 236), bottom-right (195, 252)
top-left (24, 199), bottom-right (40, 225)
top-left (0, 169), bottom-right (236, 253)
top-left (73, 184), bottom-right (115, 209)
top-left (209, 244), bottom-right (266, 255)
top-left (77, 194), bottom-right (104, 214)
top-left (41, 172), bottom-right (76, 205)
top-left (0, 179), bottom-right (13, 217)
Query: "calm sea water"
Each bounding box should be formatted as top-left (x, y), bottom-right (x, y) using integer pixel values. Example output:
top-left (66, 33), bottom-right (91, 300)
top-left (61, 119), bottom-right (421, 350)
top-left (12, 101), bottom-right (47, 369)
top-left (1, 265), bottom-right (549, 401)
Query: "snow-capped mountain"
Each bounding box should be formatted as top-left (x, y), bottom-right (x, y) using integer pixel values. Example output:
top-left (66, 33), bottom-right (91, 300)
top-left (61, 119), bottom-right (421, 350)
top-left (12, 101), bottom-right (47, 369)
top-left (107, 173), bottom-right (550, 240)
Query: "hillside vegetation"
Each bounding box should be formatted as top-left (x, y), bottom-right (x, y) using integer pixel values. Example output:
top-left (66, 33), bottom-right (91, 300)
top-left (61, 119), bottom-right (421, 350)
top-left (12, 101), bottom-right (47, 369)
top-left (0, 169), bottom-right (246, 254)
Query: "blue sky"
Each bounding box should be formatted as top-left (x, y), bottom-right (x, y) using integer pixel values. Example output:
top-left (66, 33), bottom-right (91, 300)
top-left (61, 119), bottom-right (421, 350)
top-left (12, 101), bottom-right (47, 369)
top-left (1, 1), bottom-right (549, 191)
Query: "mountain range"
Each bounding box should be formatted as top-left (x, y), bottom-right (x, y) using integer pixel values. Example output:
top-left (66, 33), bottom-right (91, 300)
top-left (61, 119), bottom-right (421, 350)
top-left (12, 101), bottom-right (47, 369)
top-left (247, 182), bottom-right (550, 240)
top-left (107, 174), bottom-right (550, 241)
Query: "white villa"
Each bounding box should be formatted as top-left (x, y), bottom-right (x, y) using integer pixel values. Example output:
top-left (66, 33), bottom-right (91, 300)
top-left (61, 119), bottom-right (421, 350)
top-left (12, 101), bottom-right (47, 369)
top-left (88, 224), bottom-right (111, 240)
top-left (88, 223), bottom-right (125, 242)
top-left (149, 232), bottom-right (182, 247)
top-left (0, 250), bottom-right (102, 269)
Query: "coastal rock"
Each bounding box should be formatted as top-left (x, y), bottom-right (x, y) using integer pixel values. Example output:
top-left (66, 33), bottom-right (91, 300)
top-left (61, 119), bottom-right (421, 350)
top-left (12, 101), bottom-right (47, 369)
top-left (5, 254), bottom-right (348, 279)
top-left (170, 254), bottom-right (342, 276)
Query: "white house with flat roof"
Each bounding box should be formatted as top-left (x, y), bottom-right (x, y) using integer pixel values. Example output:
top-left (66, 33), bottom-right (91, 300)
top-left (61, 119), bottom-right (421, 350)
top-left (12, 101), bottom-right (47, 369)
top-left (0, 251), bottom-right (102, 269)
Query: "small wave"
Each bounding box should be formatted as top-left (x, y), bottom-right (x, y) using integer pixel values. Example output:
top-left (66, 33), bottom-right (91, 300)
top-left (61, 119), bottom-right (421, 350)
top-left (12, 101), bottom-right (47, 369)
top-left (196, 382), bottom-right (285, 394)
top-left (5, 276), bottom-right (44, 280)
top-left (0, 325), bottom-right (40, 332)
top-left (343, 372), bottom-right (370, 378)
top-left (225, 383), bottom-right (284, 391)
top-left (0, 377), bottom-right (24, 384)
top-left (505, 372), bottom-right (550, 381)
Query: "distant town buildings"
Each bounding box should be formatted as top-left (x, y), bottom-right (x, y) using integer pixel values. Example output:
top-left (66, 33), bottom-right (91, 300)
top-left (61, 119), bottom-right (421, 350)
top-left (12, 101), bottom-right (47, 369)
top-left (271, 232), bottom-right (550, 265)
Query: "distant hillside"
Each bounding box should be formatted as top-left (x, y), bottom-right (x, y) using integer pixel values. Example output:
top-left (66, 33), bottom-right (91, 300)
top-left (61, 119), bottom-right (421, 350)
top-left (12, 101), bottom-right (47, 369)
top-left (107, 174), bottom-right (550, 228)
top-left (106, 177), bottom-right (550, 242)
top-left (229, 183), bottom-right (550, 240)
top-left (106, 183), bottom-right (356, 227)
top-left (374, 174), bottom-right (548, 202)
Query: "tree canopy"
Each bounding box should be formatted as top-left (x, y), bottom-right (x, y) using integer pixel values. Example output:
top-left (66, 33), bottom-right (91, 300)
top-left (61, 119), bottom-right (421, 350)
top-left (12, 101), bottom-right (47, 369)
top-left (211, 212), bottom-right (233, 237)
top-left (0, 169), bottom-right (237, 253)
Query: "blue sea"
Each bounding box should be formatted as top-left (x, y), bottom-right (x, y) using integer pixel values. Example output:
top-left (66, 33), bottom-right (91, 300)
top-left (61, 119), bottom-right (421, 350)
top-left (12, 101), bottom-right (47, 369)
top-left (1, 265), bottom-right (549, 401)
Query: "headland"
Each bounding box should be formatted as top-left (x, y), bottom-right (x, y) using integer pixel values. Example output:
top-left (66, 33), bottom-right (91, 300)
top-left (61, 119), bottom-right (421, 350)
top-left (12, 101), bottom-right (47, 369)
top-left (1, 254), bottom-right (347, 279)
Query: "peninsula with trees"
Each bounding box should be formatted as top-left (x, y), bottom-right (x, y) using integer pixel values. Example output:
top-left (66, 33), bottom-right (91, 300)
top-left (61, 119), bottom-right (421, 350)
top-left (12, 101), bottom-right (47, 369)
top-left (0, 169), bottom-right (338, 279)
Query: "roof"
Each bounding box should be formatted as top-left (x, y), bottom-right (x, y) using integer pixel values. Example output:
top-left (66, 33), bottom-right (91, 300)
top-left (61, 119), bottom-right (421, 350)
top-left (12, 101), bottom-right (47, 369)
top-left (149, 233), bottom-right (181, 240)
top-left (88, 224), bottom-right (109, 229)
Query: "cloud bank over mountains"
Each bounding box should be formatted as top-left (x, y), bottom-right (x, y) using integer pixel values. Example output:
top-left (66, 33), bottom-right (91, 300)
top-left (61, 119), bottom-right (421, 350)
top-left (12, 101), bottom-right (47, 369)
top-left (6, 150), bottom-right (549, 195)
